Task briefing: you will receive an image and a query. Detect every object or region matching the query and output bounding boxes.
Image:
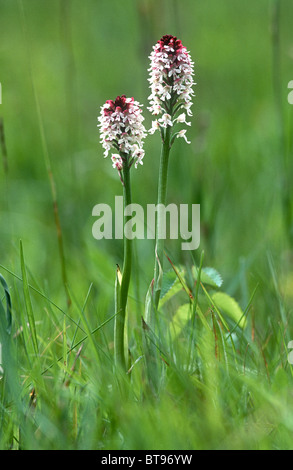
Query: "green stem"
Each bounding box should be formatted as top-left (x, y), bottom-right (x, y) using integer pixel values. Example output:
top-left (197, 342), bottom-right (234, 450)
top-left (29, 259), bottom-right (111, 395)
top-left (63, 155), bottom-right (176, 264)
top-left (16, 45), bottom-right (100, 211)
top-left (114, 164), bottom-right (132, 370)
top-left (153, 126), bottom-right (172, 312)
top-left (143, 127), bottom-right (172, 394)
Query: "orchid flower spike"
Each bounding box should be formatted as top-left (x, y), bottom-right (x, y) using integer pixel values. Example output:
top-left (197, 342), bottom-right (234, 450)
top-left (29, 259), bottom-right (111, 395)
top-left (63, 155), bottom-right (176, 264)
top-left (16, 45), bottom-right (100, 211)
top-left (148, 34), bottom-right (195, 144)
top-left (98, 95), bottom-right (147, 173)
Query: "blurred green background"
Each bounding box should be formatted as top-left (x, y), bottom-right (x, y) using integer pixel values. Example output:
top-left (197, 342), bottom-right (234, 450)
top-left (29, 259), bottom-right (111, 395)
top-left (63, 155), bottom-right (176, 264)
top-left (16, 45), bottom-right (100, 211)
top-left (1, 0), bottom-right (293, 326)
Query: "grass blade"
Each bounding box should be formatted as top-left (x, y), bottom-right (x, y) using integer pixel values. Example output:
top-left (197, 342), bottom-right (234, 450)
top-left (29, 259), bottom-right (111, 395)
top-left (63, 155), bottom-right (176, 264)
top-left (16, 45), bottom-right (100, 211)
top-left (20, 240), bottom-right (39, 356)
top-left (0, 273), bottom-right (12, 334)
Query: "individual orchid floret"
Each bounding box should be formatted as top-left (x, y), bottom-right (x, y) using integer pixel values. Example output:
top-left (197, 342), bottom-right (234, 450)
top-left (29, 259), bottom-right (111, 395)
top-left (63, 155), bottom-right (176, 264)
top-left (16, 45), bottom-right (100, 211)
top-left (158, 113), bottom-right (173, 128)
top-left (175, 113), bottom-right (191, 126)
top-left (149, 120), bottom-right (160, 135)
top-left (176, 129), bottom-right (191, 144)
top-left (131, 144), bottom-right (145, 168)
top-left (148, 34), bottom-right (195, 144)
top-left (111, 154), bottom-right (123, 171)
top-left (98, 94), bottom-right (147, 171)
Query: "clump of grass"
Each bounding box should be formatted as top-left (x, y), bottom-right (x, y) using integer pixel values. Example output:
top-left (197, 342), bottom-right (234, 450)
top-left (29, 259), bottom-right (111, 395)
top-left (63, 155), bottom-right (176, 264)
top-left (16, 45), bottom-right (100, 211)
top-left (1, 247), bottom-right (293, 450)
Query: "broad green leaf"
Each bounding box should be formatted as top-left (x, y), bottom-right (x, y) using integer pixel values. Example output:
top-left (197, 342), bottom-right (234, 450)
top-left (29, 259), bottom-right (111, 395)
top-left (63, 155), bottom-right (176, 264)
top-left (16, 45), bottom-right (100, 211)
top-left (160, 271), bottom-right (182, 307)
top-left (192, 266), bottom-right (223, 289)
top-left (160, 279), bottom-right (182, 307)
top-left (202, 267), bottom-right (223, 288)
top-left (194, 303), bottom-right (212, 331)
top-left (160, 269), bottom-right (178, 298)
top-left (170, 303), bottom-right (191, 340)
top-left (211, 292), bottom-right (246, 329)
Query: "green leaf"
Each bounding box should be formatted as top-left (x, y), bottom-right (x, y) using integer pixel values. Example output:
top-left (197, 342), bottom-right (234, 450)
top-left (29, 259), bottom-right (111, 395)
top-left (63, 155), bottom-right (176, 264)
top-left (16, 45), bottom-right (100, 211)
top-left (160, 269), bottom-right (178, 298)
top-left (202, 267), bottom-right (223, 288)
top-left (170, 303), bottom-right (191, 340)
top-left (211, 292), bottom-right (247, 329)
top-left (0, 273), bottom-right (12, 334)
top-left (192, 266), bottom-right (223, 289)
top-left (160, 270), bottom-right (182, 307)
